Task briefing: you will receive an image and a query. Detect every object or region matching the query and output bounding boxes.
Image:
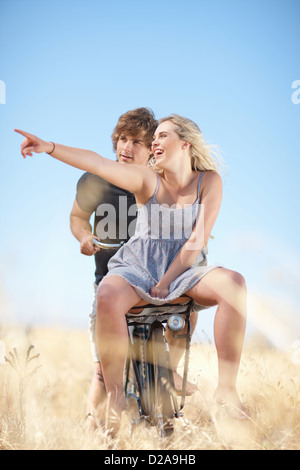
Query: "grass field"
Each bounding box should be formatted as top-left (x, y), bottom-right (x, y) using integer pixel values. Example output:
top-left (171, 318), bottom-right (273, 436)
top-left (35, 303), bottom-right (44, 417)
top-left (0, 325), bottom-right (300, 450)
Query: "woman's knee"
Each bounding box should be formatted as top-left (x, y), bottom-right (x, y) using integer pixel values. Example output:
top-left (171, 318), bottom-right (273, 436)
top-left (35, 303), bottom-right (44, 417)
top-left (222, 270), bottom-right (247, 316)
top-left (212, 269), bottom-right (247, 306)
top-left (97, 283), bottom-right (120, 315)
top-left (96, 276), bottom-right (139, 317)
top-left (228, 270), bottom-right (247, 291)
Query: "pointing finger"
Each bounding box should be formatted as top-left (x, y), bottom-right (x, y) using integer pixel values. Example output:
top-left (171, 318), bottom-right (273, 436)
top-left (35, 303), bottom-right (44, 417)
top-left (15, 129), bottom-right (28, 137)
top-left (15, 129), bottom-right (36, 141)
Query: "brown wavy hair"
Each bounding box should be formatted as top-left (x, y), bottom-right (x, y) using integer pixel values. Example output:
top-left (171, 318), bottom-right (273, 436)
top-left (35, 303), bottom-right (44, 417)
top-left (111, 107), bottom-right (158, 152)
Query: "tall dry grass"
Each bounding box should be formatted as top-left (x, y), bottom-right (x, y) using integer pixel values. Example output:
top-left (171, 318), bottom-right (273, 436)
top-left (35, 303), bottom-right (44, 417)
top-left (0, 325), bottom-right (300, 450)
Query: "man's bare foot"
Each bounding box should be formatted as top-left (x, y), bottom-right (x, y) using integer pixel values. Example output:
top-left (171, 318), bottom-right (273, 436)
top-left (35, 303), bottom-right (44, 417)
top-left (213, 386), bottom-right (250, 420)
top-left (96, 394), bottom-right (126, 437)
top-left (173, 371), bottom-right (198, 396)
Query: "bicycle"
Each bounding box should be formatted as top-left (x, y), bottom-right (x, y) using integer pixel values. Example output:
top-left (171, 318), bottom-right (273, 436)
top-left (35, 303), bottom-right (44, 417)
top-left (93, 238), bottom-right (193, 438)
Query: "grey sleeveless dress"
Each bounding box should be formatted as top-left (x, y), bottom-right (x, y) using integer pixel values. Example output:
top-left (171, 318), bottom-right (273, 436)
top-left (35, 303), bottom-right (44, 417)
top-left (106, 172), bottom-right (217, 305)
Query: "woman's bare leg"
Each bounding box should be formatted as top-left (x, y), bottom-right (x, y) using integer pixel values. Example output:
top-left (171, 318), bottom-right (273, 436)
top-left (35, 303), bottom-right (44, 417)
top-left (186, 267), bottom-right (248, 418)
top-left (96, 275), bottom-right (141, 425)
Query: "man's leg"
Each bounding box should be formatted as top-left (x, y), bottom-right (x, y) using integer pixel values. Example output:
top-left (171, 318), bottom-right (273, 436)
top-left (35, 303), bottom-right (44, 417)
top-left (85, 284), bottom-right (106, 430)
top-left (85, 362), bottom-right (106, 431)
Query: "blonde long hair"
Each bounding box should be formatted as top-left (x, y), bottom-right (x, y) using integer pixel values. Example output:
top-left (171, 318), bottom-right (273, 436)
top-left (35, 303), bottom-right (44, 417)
top-left (152, 114), bottom-right (223, 175)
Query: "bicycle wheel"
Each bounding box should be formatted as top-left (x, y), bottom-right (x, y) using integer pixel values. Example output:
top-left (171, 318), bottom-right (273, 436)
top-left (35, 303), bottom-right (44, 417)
top-left (147, 321), bottom-right (176, 438)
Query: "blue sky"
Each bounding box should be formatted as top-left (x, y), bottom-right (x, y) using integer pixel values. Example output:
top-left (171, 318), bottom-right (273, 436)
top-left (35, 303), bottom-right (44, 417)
top-left (0, 0), bottom-right (299, 348)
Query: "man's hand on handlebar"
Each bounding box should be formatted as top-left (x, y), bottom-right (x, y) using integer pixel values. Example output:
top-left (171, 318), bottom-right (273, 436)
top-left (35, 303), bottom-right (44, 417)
top-left (80, 233), bottom-right (101, 256)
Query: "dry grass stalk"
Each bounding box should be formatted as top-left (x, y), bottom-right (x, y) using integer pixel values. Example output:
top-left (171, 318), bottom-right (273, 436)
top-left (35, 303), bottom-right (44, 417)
top-left (0, 326), bottom-right (299, 450)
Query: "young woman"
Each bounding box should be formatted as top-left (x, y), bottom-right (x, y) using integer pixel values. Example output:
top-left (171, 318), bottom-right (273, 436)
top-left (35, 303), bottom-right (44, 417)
top-left (16, 115), bottom-right (248, 428)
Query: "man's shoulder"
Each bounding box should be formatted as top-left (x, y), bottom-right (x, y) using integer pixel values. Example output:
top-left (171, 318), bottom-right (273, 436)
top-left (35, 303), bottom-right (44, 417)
top-left (77, 172), bottom-right (108, 189)
top-left (77, 172), bottom-right (135, 197)
top-left (76, 173), bottom-right (111, 213)
top-left (76, 172), bottom-right (135, 213)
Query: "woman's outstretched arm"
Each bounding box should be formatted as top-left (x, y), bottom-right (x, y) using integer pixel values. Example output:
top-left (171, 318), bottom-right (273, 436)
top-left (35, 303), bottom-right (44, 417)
top-left (15, 129), bottom-right (155, 197)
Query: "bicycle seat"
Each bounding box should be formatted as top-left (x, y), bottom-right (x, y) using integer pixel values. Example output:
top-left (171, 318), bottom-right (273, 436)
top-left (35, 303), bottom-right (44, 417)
top-left (126, 296), bottom-right (192, 317)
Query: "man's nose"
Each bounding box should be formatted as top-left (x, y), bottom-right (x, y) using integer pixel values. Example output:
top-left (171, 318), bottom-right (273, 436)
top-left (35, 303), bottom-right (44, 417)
top-left (124, 140), bottom-right (133, 151)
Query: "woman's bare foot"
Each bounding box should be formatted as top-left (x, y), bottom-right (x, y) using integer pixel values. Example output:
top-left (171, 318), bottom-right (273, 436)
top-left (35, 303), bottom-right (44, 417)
top-left (213, 386), bottom-right (250, 420)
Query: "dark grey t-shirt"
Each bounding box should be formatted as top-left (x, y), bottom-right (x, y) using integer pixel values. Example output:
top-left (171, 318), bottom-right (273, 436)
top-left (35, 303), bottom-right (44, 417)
top-left (76, 172), bottom-right (137, 284)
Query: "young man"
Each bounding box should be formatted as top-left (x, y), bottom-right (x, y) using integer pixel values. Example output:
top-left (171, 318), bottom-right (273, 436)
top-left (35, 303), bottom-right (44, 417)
top-left (69, 108), bottom-right (197, 429)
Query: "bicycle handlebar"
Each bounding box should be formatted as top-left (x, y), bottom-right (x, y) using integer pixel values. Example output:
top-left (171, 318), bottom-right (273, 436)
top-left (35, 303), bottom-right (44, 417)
top-left (93, 238), bottom-right (125, 250)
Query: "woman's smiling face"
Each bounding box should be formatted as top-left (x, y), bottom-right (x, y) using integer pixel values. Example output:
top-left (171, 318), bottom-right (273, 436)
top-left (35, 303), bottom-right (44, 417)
top-left (152, 120), bottom-right (190, 170)
top-left (152, 121), bottom-right (181, 165)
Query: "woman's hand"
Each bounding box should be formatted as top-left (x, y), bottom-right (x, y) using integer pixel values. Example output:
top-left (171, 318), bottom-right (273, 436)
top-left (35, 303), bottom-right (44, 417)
top-left (150, 283), bottom-right (170, 299)
top-left (15, 129), bottom-right (53, 158)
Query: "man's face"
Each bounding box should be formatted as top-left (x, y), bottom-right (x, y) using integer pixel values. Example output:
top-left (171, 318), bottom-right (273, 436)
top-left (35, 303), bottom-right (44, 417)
top-left (116, 133), bottom-right (152, 166)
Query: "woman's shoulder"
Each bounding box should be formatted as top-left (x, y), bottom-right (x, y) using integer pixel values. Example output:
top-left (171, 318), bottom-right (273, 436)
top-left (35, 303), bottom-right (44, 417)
top-left (200, 171), bottom-right (223, 203)
top-left (202, 170), bottom-right (222, 186)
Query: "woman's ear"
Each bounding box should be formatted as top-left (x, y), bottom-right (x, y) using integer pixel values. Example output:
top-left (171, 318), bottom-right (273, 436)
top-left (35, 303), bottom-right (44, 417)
top-left (181, 141), bottom-right (191, 150)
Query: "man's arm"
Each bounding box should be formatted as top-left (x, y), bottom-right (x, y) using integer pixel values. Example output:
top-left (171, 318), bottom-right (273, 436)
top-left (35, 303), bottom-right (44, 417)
top-left (70, 200), bottom-right (100, 256)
